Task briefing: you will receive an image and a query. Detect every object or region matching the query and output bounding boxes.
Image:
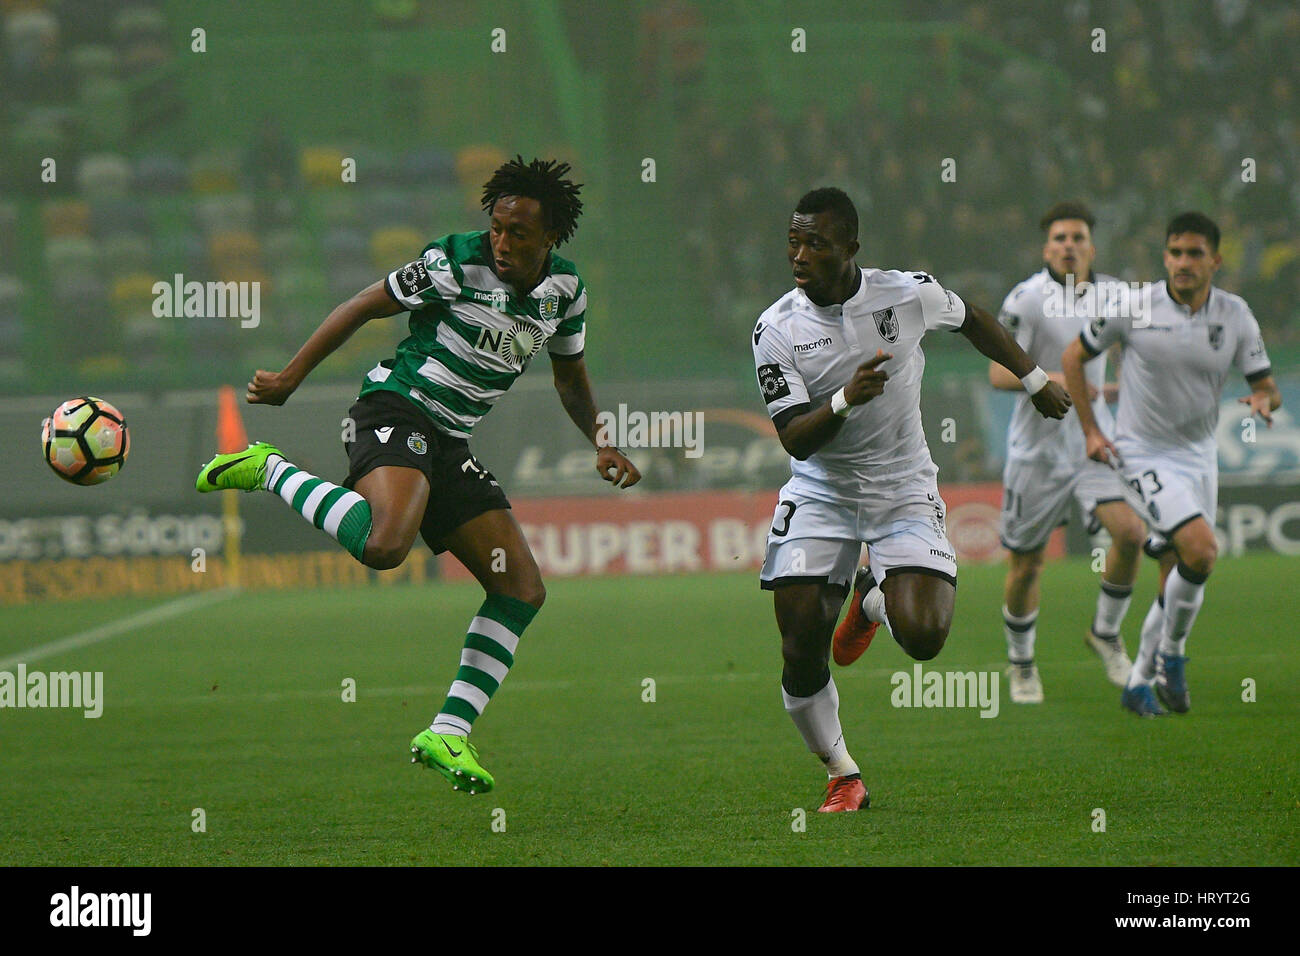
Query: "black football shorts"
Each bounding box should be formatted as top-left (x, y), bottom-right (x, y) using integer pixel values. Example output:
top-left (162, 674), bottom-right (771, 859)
top-left (343, 390), bottom-right (511, 554)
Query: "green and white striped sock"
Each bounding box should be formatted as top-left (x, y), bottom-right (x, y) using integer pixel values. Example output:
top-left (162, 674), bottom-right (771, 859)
top-left (430, 594), bottom-right (538, 736)
top-left (264, 456), bottom-right (372, 561)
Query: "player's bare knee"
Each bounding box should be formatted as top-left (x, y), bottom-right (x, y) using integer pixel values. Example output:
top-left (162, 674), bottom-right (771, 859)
top-left (895, 619), bottom-right (950, 661)
top-left (515, 579), bottom-right (547, 610)
top-left (362, 540), bottom-right (409, 570)
top-left (1112, 516), bottom-right (1146, 554)
top-left (1181, 546), bottom-right (1216, 580)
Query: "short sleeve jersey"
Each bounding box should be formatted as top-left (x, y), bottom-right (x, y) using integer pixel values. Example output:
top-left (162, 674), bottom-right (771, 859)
top-left (752, 267), bottom-right (966, 502)
top-left (359, 230), bottom-right (587, 438)
top-left (998, 268), bottom-right (1115, 464)
top-left (1080, 281), bottom-right (1271, 459)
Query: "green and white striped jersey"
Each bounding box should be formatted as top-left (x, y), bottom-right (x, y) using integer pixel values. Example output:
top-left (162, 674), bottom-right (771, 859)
top-left (361, 230), bottom-right (587, 438)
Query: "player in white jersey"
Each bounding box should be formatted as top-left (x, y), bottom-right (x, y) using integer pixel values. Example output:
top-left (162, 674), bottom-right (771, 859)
top-left (990, 202), bottom-right (1146, 703)
top-left (1062, 212), bottom-right (1281, 716)
top-left (754, 188), bottom-right (1071, 810)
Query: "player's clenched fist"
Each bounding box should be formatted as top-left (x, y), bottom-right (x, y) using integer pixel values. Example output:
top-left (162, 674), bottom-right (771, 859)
top-left (247, 369), bottom-right (299, 406)
top-left (1030, 381), bottom-right (1071, 420)
top-left (844, 350), bottom-right (893, 405)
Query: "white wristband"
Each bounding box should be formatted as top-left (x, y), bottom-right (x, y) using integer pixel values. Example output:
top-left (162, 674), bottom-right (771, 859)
top-left (1021, 366), bottom-right (1049, 395)
top-left (831, 387), bottom-right (851, 417)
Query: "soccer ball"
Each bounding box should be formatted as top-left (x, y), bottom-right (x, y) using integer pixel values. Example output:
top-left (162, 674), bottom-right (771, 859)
top-left (41, 397), bottom-right (130, 485)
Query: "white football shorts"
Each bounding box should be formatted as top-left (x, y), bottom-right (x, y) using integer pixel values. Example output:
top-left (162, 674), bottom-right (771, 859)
top-left (759, 478), bottom-right (958, 590)
top-left (999, 455), bottom-right (1134, 553)
top-left (1115, 446), bottom-right (1217, 556)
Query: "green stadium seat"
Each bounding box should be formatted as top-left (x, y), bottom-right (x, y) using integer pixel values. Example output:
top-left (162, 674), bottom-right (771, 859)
top-left (44, 236), bottom-right (100, 277)
top-left (189, 151), bottom-right (241, 194)
top-left (111, 5), bottom-right (166, 43)
top-left (78, 76), bottom-right (130, 149)
top-left (300, 146), bottom-right (348, 188)
top-left (369, 225), bottom-right (424, 271)
top-left (41, 200), bottom-right (92, 239)
top-left (207, 230), bottom-right (263, 270)
top-left (322, 227), bottom-right (367, 268)
top-left (263, 228), bottom-right (313, 270)
top-left (89, 197), bottom-right (148, 236)
top-left (68, 43), bottom-right (118, 81)
top-left (101, 232), bottom-right (153, 277)
top-left (196, 193), bottom-right (255, 234)
top-left (314, 191), bottom-right (363, 229)
top-left (77, 153), bottom-right (132, 198)
top-left (134, 153), bottom-right (188, 193)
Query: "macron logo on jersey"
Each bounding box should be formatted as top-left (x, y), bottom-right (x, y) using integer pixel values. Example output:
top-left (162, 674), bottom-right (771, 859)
top-left (793, 337), bottom-right (832, 354)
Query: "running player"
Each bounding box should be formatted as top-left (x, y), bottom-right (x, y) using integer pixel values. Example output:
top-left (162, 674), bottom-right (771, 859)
top-left (196, 157), bottom-right (641, 790)
top-left (990, 202), bottom-right (1146, 704)
top-left (1061, 211), bottom-right (1280, 716)
top-left (754, 188), bottom-right (1071, 811)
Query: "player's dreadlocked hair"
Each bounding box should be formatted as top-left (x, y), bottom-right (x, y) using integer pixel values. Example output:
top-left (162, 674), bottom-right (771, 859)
top-left (481, 156), bottom-right (584, 246)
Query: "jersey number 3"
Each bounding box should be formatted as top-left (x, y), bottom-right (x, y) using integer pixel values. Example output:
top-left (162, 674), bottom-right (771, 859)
top-left (772, 499), bottom-right (798, 537)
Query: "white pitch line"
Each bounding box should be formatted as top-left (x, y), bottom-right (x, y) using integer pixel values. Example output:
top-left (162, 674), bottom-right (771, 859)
top-left (0, 588), bottom-right (238, 670)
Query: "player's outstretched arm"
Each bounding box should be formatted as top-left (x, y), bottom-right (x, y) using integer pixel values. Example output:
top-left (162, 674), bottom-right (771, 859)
top-left (247, 280), bottom-right (404, 405)
top-left (988, 361), bottom-right (1094, 399)
top-left (960, 304), bottom-right (1069, 419)
top-left (1239, 375), bottom-right (1282, 426)
top-left (775, 350), bottom-right (892, 461)
top-left (550, 353), bottom-right (641, 488)
top-left (1062, 337), bottom-right (1117, 464)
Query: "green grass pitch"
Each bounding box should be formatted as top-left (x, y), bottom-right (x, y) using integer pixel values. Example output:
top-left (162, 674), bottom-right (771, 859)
top-left (1, 553), bottom-right (1295, 866)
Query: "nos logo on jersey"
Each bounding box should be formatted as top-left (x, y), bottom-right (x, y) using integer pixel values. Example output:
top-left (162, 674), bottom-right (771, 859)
top-left (477, 322), bottom-right (545, 370)
top-left (873, 307), bottom-right (899, 343)
top-left (1208, 324), bottom-right (1225, 350)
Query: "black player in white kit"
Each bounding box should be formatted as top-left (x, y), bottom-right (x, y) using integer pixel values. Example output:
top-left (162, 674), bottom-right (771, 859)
top-left (1062, 212), bottom-right (1281, 716)
top-left (753, 188), bottom-right (1071, 810)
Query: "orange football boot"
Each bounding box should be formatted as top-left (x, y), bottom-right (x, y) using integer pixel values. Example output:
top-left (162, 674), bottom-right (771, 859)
top-left (818, 774), bottom-right (869, 812)
top-left (833, 565), bottom-right (880, 666)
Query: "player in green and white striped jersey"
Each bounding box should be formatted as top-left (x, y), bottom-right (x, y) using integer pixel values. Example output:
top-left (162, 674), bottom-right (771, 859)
top-left (197, 157), bottom-right (641, 794)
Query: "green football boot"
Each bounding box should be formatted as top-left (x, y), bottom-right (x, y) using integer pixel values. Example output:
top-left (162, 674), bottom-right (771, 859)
top-left (409, 729), bottom-right (494, 794)
top-left (196, 441), bottom-right (282, 493)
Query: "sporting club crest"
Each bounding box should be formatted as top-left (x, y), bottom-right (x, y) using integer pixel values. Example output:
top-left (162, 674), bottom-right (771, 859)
top-left (538, 292), bottom-right (560, 323)
top-left (873, 307), bottom-right (899, 343)
top-left (1207, 324), bottom-right (1224, 351)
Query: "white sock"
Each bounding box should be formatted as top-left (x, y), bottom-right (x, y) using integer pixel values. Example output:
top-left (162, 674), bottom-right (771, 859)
top-left (264, 454), bottom-right (287, 490)
top-left (430, 718), bottom-right (471, 737)
top-left (862, 586), bottom-right (891, 634)
top-left (1002, 605), bottom-right (1037, 663)
top-left (1093, 579), bottom-right (1133, 639)
top-left (1127, 598), bottom-right (1163, 688)
top-left (1160, 564), bottom-right (1206, 657)
top-left (782, 679), bottom-right (859, 779)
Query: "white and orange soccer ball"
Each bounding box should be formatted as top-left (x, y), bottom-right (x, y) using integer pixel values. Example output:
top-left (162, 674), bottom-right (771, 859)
top-left (41, 397), bottom-right (130, 485)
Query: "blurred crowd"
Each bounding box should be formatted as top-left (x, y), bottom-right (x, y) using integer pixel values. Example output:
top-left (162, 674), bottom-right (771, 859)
top-left (2, 0), bottom-right (1296, 394)
top-left (667, 0), bottom-right (1300, 351)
